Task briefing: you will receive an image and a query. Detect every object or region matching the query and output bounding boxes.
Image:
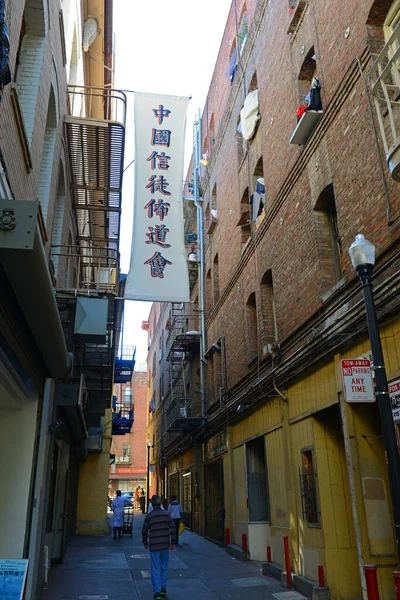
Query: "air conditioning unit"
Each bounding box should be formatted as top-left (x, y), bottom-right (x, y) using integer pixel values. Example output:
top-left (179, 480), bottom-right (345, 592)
top-left (55, 375), bottom-right (88, 442)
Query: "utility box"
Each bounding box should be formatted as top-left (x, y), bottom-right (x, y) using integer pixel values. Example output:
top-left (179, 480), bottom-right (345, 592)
top-left (74, 297), bottom-right (108, 343)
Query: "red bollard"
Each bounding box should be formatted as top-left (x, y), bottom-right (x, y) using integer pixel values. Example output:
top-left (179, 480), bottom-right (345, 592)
top-left (225, 528), bottom-right (230, 547)
top-left (393, 571), bottom-right (400, 600)
top-left (318, 565), bottom-right (325, 587)
top-left (283, 535), bottom-right (292, 589)
top-left (364, 565), bottom-right (379, 600)
top-left (242, 533), bottom-right (248, 552)
top-left (267, 546), bottom-right (272, 563)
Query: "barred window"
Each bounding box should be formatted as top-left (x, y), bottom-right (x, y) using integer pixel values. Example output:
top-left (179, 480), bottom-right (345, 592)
top-left (299, 448), bottom-right (320, 525)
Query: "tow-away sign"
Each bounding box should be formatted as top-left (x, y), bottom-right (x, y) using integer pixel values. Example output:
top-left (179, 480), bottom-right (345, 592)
top-left (341, 359), bottom-right (375, 403)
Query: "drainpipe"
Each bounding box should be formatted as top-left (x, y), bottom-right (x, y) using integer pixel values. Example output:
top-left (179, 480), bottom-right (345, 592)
top-left (193, 109), bottom-right (206, 420)
top-left (103, 0), bottom-right (113, 118)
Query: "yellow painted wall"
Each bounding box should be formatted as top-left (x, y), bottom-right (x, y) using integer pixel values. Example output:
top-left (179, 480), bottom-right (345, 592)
top-left (76, 408), bottom-right (112, 535)
top-left (221, 316), bottom-right (400, 599)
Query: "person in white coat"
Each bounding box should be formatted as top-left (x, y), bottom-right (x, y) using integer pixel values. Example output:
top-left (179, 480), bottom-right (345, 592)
top-left (111, 490), bottom-right (129, 539)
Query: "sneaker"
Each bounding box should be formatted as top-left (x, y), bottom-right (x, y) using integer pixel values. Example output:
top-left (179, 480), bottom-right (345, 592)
top-left (161, 590), bottom-right (167, 597)
top-left (154, 595), bottom-right (162, 600)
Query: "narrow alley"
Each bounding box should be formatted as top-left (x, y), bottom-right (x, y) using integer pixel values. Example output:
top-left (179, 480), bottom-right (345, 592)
top-left (41, 514), bottom-right (285, 600)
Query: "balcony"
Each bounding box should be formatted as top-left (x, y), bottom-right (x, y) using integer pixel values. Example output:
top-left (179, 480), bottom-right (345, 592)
top-left (166, 398), bottom-right (203, 431)
top-left (114, 346), bottom-right (136, 383)
top-left (370, 22), bottom-right (400, 181)
top-left (165, 305), bottom-right (201, 360)
top-left (287, 0), bottom-right (307, 34)
top-left (65, 86), bottom-right (126, 259)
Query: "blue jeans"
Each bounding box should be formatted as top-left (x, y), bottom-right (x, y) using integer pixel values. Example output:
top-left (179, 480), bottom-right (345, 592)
top-left (150, 549), bottom-right (169, 594)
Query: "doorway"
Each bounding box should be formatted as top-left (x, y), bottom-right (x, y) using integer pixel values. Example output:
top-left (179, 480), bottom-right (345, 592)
top-left (204, 458), bottom-right (224, 545)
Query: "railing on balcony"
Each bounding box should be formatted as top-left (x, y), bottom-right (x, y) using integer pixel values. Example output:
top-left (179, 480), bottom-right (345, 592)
top-left (166, 397), bottom-right (203, 431)
top-left (65, 86), bottom-right (126, 261)
top-left (67, 85), bottom-right (127, 127)
top-left (50, 245), bottom-right (119, 293)
top-left (370, 21), bottom-right (400, 181)
top-left (116, 455), bottom-right (131, 463)
top-left (165, 305), bottom-right (201, 360)
top-left (114, 346), bottom-right (136, 383)
top-left (112, 393), bottom-right (134, 436)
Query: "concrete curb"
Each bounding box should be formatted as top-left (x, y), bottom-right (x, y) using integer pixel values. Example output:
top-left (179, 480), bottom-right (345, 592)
top-left (226, 543), bottom-right (250, 561)
top-left (262, 563), bottom-right (330, 600)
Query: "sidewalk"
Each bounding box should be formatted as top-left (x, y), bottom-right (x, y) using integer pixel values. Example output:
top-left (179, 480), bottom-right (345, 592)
top-left (41, 512), bottom-right (286, 600)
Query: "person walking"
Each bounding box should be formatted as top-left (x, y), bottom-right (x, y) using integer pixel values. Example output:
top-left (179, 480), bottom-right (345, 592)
top-left (142, 494), bottom-right (176, 600)
top-left (167, 495), bottom-right (183, 545)
top-left (111, 490), bottom-right (129, 540)
top-left (139, 489), bottom-right (146, 514)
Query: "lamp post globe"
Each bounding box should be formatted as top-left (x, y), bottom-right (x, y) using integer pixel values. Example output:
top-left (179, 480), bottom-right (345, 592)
top-left (348, 234), bottom-right (400, 558)
top-left (348, 233), bottom-right (375, 269)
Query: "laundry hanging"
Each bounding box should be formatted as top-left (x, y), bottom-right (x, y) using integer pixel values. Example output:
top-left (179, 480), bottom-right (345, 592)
top-left (240, 89), bottom-right (260, 140)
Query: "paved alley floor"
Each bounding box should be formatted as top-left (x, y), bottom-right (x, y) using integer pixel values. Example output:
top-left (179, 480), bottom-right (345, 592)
top-left (41, 512), bottom-right (285, 600)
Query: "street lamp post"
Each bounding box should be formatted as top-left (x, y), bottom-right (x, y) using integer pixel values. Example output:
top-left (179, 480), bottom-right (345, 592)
top-left (349, 233), bottom-right (400, 558)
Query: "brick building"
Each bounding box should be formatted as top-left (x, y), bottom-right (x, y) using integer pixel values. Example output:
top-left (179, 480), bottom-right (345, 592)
top-left (109, 371), bottom-right (148, 495)
top-left (147, 1), bottom-right (400, 598)
top-left (0, 0), bottom-right (127, 597)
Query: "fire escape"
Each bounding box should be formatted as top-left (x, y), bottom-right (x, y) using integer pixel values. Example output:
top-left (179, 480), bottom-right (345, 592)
top-left (112, 345), bottom-right (136, 435)
top-left (51, 86), bottom-right (127, 450)
top-left (165, 303), bottom-right (203, 431)
top-left (370, 21), bottom-right (400, 182)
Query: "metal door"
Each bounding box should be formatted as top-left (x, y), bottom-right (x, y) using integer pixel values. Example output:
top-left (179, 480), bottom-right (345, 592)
top-left (204, 458), bottom-right (224, 545)
top-left (182, 472), bottom-right (192, 529)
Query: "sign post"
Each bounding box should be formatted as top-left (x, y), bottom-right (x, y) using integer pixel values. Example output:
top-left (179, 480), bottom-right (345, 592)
top-left (341, 359), bottom-right (375, 403)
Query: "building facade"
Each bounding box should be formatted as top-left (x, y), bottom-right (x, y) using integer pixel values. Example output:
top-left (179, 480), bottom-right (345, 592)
top-left (0, 0), bottom-right (130, 597)
top-left (147, 1), bottom-right (400, 599)
top-left (109, 371), bottom-right (148, 495)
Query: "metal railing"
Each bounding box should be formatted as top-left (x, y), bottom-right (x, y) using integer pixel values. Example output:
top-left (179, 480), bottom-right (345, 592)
top-left (370, 21), bottom-right (400, 179)
top-left (50, 245), bottom-right (119, 293)
top-left (116, 456), bottom-right (131, 463)
top-left (67, 85), bottom-right (127, 127)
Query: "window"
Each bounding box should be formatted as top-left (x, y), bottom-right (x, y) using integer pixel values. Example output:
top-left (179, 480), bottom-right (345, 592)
top-left (313, 184), bottom-right (343, 292)
top-left (50, 163), bottom-right (66, 280)
top-left (38, 86), bottom-right (57, 224)
top-left (246, 292), bottom-right (258, 364)
top-left (15, 1), bottom-right (46, 144)
top-left (206, 268), bottom-right (212, 313)
top-left (213, 254), bottom-right (220, 305)
top-left (253, 156), bottom-right (265, 227)
top-left (246, 436), bottom-right (270, 522)
top-left (209, 114), bottom-right (215, 148)
top-left (238, 7), bottom-right (248, 55)
top-left (260, 270), bottom-right (277, 354)
top-left (237, 116), bottom-right (246, 166)
top-left (124, 387), bottom-right (132, 403)
top-left (299, 448), bottom-right (320, 525)
top-left (122, 443), bottom-right (130, 459)
top-left (226, 39), bottom-right (237, 83)
top-left (298, 46), bottom-right (319, 106)
top-left (237, 188), bottom-right (251, 249)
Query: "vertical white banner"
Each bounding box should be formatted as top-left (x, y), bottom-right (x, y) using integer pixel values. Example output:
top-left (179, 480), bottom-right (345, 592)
top-left (125, 92), bottom-right (190, 302)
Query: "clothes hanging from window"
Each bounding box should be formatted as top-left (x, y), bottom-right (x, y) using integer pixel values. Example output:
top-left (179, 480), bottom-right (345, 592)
top-left (250, 178), bottom-right (265, 222)
top-left (305, 78), bottom-right (322, 112)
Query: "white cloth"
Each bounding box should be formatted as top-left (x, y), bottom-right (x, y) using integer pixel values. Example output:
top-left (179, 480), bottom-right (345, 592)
top-left (168, 501), bottom-right (183, 519)
top-left (147, 502), bottom-right (165, 513)
top-left (240, 89), bottom-right (260, 140)
top-left (112, 496), bottom-right (128, 528)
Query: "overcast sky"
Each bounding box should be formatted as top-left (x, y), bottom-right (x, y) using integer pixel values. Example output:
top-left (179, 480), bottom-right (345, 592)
top-left (114, 0), bottom-right (232, 369)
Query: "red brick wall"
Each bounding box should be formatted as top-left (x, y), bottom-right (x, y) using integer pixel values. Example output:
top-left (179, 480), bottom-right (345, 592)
top-left (190, 0), bottom-right (400, 402)
top-left (111, 371), bottom-right (148, 473)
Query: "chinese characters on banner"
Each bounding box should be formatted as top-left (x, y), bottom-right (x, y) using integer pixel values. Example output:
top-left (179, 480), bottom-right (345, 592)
top-left (125, 92), bottom-right (190, 302)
